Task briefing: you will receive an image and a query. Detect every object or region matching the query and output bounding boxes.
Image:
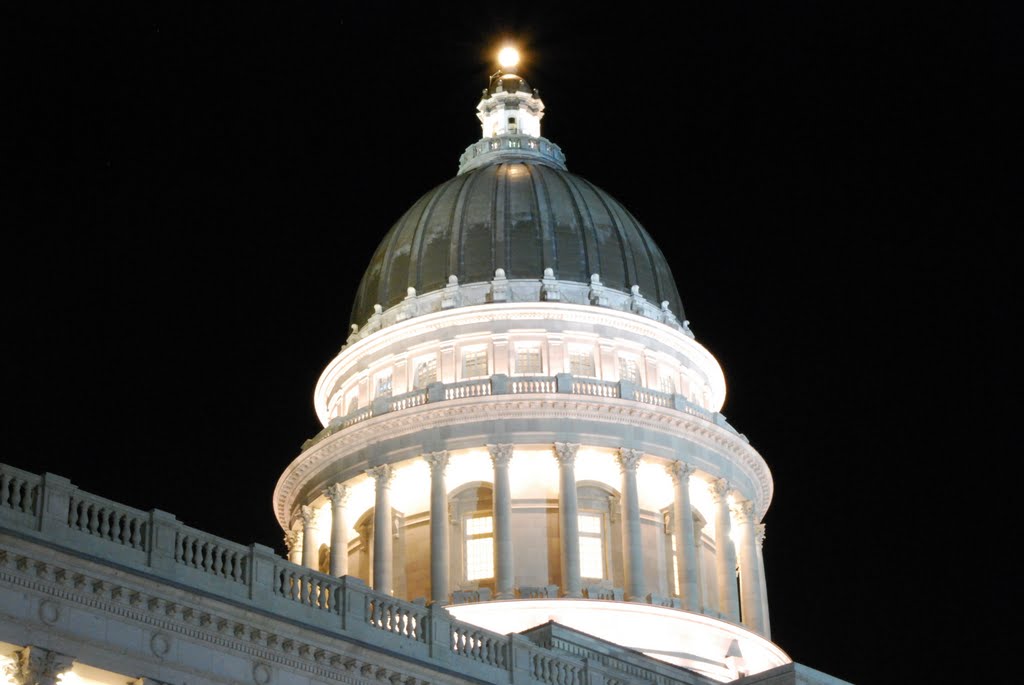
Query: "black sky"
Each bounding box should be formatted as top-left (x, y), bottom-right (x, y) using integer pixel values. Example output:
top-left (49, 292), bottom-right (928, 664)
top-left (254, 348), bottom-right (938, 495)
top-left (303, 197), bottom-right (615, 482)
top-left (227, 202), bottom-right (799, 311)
top-left (4, 3), bottom-right (1016, 684)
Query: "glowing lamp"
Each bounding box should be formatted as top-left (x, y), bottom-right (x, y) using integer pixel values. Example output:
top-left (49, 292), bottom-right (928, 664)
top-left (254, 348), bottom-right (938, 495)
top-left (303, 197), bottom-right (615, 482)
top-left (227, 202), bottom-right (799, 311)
top-left (498, 46), bottom-right (520, 69)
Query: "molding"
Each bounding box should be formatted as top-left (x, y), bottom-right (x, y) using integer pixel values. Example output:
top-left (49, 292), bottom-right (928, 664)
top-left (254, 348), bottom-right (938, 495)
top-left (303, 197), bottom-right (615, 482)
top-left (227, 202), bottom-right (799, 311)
top-left (275, 396), bottom-right (773, 528)
top-left (0, 541), bottom-right (444, 685)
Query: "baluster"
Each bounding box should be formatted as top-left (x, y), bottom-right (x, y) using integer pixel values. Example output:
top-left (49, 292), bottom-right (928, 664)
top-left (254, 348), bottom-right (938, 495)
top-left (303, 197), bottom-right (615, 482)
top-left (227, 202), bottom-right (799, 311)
top-left (130, 519), bottom-right (142, 549)
top-left (86, 503), bottom-right (98, 534)
top-left (11, 480), bottom-right (23, 510)
top-left (112, 513), bottom-right (124, 543)
top-left (0, 473), bottom-right (8, 507)
top-left (98, 508), bottom-right (111, 538)
top-left (212, 546), bottom-right (223, 576)
top-left (200, 542), bottom-right (211, 571)
top-left (67, 496), bottom-right (77, 527)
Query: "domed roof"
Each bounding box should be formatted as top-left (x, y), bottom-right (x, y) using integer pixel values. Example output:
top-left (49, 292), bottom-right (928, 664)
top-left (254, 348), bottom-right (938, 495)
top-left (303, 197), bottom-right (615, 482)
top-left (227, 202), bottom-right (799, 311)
top-left (488, 72), bottom-right (532, 95)
top-left (350, 161), bottom-right (683, 327)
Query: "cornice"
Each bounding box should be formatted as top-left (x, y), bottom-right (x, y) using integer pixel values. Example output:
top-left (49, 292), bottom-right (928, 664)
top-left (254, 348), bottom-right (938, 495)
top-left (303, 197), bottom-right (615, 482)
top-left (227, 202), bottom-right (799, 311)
top-left (275, 395), bottom-right (773, 528)
top-left (0, 544), bottom-right (435, 685)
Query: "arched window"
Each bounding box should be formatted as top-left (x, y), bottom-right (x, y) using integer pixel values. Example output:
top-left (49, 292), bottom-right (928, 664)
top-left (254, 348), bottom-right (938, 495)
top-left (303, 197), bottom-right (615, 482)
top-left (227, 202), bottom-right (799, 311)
top-left (448, 482), bottom-right (494, 591)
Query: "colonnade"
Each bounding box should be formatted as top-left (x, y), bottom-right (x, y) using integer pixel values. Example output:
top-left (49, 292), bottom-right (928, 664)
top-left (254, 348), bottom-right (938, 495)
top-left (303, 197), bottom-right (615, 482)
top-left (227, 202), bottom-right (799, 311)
top-left (285, 445), bottom-right (770, 636)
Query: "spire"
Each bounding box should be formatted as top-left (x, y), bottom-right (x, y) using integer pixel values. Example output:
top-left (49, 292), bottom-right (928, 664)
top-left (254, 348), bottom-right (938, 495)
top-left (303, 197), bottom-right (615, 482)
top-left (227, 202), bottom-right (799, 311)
top-left (457, 45), bottom-right (566, 174)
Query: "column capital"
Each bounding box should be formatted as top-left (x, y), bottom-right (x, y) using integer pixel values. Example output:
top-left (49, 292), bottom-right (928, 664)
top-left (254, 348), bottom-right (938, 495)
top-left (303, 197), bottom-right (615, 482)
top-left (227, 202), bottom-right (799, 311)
top-left (284, 530), bottom-right (301, 552)
top-left (731, 499), bottom-right (756, 523)
top-left (10, 646), bottom-right (75, 685)
top-left (299, 504), bottom-right (318, 527)
top-left (710, 478), bottom-right (731, 502)
top-left (756, 523), bottom-right (767, 548)
top-left (323, 483), bottom-right (350, 507)
top-left (616, 448), bottom-right (643, 473)
top-left (487, 443), bottom-right (514, 468)
top-left (553, 442), bottom-right (580, 466)
top-left (366, 464), bottom-right (395, 487)
top-left (667, 461), bottom-right (697, 484)
top-left (423, 450), bottom-right (449, 474)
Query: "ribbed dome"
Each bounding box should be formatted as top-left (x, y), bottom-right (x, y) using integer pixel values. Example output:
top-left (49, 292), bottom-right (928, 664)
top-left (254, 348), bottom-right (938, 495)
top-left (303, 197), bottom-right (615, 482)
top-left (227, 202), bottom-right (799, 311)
top-left (351, 161), bottom-right (683, 327)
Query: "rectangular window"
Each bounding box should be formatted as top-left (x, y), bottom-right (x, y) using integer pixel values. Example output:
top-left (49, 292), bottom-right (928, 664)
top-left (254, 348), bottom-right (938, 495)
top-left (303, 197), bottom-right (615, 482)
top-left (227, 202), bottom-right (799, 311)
top-left (413, 358), bottom-right (437, 389)
top-left (514, 346), bottom-right (542, 374)
top-left (578, 513), bottom-right (604, 579)
top-left (465, 515), bottom-right (494, 581)
top-left (660, 373), bottom-right (676, 395)
top-left (569, 348), bottom-right (596, 377)
top-left (618, 356), bottom-right (640, 384)
top-left (462, 349), bottom-right (488, 378)
top-left (375, 374), bottom-right (392, 399)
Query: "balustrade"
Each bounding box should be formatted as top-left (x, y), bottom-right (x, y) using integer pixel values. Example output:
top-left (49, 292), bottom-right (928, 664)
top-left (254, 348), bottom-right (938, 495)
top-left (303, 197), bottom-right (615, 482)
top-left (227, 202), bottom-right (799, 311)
top-left (451, 622), bottom-right (508, 668)
top-left (0, 468), bottom-right (39, 516)
top-left (2, 461), bottom-right (723, 685)
top-left (367, 595), bottom-right (427, 642)
top-left (175, 528), bottom-right (249, 584)
top-left (67, 493), bottom-right (148, 551)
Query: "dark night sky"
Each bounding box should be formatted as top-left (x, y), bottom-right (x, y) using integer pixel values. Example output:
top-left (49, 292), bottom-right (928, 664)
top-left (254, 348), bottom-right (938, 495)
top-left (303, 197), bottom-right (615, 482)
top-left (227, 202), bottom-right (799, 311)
top-left (4, 3), bottom-right (1016, 683)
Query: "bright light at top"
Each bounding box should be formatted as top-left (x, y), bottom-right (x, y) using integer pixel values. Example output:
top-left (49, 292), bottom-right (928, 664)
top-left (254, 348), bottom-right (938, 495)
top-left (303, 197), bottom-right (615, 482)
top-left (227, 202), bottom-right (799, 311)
top-left (498, 46), bottom-right (520, 69)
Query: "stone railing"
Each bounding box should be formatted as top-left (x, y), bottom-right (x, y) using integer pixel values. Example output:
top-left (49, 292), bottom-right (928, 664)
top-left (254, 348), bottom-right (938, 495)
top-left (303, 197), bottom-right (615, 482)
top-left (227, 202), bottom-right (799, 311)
top-left (0, 462), bottom-right (697, 685)
top-left (304, 373), bottom-right (741, 450)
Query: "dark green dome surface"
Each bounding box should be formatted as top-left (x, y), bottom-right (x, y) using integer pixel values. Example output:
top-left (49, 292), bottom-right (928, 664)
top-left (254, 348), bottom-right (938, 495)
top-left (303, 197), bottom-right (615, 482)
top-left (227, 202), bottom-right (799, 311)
top-left (351, 161), bottom-right (683, 327)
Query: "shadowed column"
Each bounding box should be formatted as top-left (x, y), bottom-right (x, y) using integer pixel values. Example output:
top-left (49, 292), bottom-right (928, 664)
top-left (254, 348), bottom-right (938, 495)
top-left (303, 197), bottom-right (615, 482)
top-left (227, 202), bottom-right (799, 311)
top-left (367, 464), bottom-right (395, 594)
top-left (424, 450), bottom-right (450, 603)
top-left (554, 442), bottom-right (582, 598)
top-left (617, 448), bottom-right (645, 602)
top-left (488, 444), bottom-right (515, 599)
top-left (324, 483), bottom-right (350, 577)
top-left (668, 461), bottom-right (700, 611)
top-left (711, 478), bottom-right (740, 622)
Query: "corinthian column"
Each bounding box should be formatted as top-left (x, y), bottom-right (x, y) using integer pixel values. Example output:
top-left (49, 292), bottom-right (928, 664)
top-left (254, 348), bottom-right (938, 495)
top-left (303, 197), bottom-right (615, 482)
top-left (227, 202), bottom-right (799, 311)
top-left (323, 483), bottom-right (350, 577)
top-left (299, 505), bottom-right (318, 570)
top-left (424, 450), bottom-right (450, 603)
top-left (554, 442), bottom-right (582, 598)
top-left (487, 444), bottom-right (515, 599)
top-left (617, 448), bottom-right (645, 601)
top-left (284, 530), bottom-right (302, 565)
top-left (11, 646), bottom-right (75, 685)
top-left (733, 499), bottom-right (766, 634)
top-left (711, 479), bottom-right (740, 622)
top-left (757, 523), bottom-right (772, 638)
top-left (668, 461), bottom-right (700, 611)
top-left (367, 464), bottom-right (395, 594)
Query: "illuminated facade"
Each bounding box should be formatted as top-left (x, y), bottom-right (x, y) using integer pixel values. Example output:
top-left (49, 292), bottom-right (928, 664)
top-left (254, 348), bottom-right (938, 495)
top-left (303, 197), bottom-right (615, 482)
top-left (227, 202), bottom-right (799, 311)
top-left (1, 61), bottom-right (850, 685)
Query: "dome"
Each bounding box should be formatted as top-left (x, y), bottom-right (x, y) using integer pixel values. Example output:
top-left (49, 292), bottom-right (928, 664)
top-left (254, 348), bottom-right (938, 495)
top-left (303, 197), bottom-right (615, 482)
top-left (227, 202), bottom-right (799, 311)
top-left (488, 72), bottom-right (532, 95)
top-left (350, 161), bottom-right (684, 328)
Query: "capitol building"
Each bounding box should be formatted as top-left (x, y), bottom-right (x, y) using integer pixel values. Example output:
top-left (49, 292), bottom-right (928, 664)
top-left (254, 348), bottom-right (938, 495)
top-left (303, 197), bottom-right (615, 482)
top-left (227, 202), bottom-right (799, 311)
top-left (1, 52), bottom-right (850, 685)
